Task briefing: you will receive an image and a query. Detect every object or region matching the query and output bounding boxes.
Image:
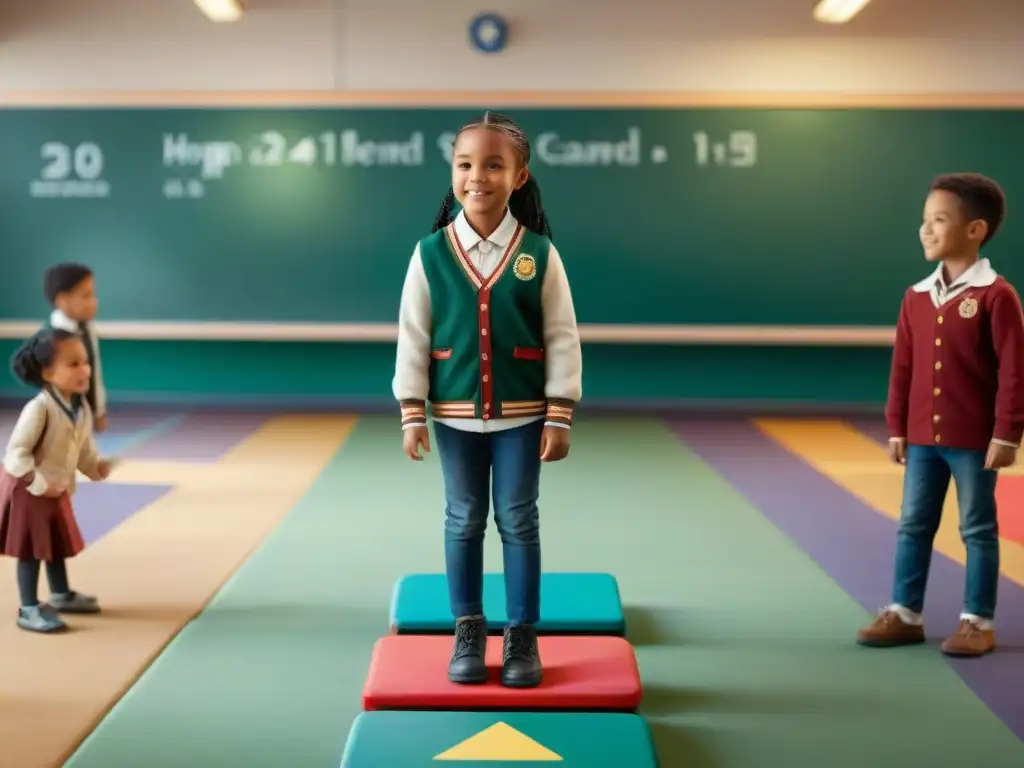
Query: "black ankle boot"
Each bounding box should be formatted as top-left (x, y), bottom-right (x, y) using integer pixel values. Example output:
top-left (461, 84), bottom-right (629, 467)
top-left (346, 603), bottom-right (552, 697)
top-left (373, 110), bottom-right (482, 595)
top-left (448, 616), bottom-right (488, 684)
top-left (500, 624), bottom-right (542, 688)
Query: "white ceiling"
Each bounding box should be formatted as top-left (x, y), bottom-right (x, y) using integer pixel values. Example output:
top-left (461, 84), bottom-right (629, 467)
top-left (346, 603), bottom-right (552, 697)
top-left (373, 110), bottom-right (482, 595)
top-left (1, 0), bottom-right (1023, 41)
top-left (797, 0), bottom-right (1024, 38)
top-left (558, 0), bottom-right (1024, 40)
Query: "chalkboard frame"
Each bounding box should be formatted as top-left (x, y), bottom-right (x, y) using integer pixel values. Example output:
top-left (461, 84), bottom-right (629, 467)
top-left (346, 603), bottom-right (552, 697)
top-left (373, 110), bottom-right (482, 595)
top-left (0, 320), bottom-right (895, 345)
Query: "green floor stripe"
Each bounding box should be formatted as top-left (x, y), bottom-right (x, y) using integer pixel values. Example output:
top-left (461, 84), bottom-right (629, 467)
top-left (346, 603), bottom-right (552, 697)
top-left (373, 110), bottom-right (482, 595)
top-left (66, 416), bottom-right (1011, 767)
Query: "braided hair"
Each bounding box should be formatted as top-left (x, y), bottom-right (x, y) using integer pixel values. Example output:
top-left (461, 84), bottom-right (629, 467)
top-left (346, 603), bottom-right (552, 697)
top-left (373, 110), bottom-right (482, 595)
top-left (10, 328), bottom-right (77, 388)
top-left (432, 111), bottom-right (552, 239)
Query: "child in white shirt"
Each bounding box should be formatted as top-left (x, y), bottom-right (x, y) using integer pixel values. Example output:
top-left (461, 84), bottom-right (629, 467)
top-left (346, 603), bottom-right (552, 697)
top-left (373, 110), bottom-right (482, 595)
top-left (0, 328), bottom-right (112, 633)
top-left (43, 262), bottom-right (108, 432)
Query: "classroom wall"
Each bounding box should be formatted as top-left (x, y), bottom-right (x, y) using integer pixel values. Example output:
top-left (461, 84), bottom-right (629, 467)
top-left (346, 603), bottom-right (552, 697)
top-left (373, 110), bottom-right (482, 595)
top-left (2, 0), bottom-right (1022, 93)
top-left (0, 0), bottom-right (1015, 411)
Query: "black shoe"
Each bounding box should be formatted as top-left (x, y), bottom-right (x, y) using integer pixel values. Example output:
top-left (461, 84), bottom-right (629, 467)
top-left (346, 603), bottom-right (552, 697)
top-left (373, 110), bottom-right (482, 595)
top-left (500, 624), bottom-right (542, 688)
top-left (448, 616), bottom-right (488, 684)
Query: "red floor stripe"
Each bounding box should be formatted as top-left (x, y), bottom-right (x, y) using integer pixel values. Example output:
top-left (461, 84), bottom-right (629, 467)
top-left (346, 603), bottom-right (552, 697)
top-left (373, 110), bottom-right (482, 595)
top-left (997, 476), bottom-right (1024, 544)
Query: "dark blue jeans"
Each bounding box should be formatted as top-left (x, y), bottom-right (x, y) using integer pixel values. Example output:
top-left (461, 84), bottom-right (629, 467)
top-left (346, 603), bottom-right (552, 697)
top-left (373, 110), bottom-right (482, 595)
top-left (892, 444), bottom-right (1000, 618)
top-left (434, 419), bottom-right (544, 626)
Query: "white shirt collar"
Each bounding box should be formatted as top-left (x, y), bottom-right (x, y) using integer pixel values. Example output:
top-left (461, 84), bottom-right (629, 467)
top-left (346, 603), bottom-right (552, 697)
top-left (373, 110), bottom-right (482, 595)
top-left (49, 308), bottom-right (85, 331)
top-left (452, 208), bottom-right (519, 251)
top-left (911, 257), bottom-right (998, 293)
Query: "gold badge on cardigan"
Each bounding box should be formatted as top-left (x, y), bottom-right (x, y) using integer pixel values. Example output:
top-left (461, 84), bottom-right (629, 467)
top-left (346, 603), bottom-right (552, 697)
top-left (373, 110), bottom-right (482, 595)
top-left (513, 253), bottom-right (537, 280)
top-left (958, 296), bottom-right (979, 319)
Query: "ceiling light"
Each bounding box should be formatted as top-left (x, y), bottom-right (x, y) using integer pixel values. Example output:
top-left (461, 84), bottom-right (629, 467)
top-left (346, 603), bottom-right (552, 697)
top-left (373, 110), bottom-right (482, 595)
top-left (813, 0), bottom-right (871, 24)
top-left (194, 0), bottom-right (244, 23)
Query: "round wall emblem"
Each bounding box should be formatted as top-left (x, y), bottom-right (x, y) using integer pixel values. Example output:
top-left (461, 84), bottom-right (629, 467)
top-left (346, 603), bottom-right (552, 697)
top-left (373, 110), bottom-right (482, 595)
top-left (468, 13), bottom-right (508, 54)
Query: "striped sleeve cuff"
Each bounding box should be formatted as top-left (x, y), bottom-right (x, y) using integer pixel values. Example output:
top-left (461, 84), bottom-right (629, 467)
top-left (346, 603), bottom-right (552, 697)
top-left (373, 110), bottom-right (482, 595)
top-left (400, 399), bottom-right (427, 429)
top-left (545, 398), bottom-right (575, 428)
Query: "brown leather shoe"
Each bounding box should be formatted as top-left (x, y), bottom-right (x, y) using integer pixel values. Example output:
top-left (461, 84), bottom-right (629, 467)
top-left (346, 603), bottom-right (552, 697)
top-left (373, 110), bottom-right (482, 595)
top-left (856, 610), bottom-right (925, 647)
top-left (940, 619), bottom-right (994, 657)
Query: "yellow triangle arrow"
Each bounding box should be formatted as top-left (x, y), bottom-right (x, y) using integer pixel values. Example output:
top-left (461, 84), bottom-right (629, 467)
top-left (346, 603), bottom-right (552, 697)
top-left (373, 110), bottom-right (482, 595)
top-left (433, 721), bottom-right (562, 762)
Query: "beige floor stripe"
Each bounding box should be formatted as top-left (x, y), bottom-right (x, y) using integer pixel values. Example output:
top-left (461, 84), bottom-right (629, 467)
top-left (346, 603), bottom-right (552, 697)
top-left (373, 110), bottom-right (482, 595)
top-left (0, 414), bottom-right (355, 768)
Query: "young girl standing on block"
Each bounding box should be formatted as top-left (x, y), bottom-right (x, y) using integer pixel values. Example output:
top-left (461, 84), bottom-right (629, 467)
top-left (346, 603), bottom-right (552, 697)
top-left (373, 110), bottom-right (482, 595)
top-left (0, 328), bottom-right (111, 633)
top-left (393, 111), bottom-right (583, 688)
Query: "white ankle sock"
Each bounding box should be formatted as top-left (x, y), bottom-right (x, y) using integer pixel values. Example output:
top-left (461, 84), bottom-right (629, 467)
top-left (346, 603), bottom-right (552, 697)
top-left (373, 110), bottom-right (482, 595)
top-left (886, 604), bottom-right (923, 625)
top-left (960, 613), bottom-right (994, 631)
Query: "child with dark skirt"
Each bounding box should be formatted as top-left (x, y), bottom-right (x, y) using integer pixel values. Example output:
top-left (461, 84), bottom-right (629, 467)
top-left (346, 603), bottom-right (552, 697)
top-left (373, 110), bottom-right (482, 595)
top-left (0, 327), bottom-right (112, 633)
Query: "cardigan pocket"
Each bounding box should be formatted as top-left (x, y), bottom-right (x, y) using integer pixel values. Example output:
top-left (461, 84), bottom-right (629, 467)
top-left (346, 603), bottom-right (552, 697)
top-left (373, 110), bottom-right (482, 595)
top-left (513, 346), bottom-right (545, 361)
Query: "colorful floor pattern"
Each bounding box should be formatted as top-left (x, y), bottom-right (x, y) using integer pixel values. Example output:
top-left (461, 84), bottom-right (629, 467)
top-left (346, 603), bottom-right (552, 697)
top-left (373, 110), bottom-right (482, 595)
top-left (0, 411), bottom-right (1022, 767)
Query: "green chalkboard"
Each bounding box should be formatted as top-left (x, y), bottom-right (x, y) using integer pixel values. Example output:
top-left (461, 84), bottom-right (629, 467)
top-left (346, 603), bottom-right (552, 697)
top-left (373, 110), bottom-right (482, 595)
top-left (1, 106), bottom-right (1022, 326)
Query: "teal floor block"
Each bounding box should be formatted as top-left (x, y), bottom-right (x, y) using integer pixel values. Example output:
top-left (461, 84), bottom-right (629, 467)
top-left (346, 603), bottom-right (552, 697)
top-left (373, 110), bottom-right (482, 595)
top-left (388, 572), bottom-right (625, 635)
top-left (341, 711), bottom-right (658, 767)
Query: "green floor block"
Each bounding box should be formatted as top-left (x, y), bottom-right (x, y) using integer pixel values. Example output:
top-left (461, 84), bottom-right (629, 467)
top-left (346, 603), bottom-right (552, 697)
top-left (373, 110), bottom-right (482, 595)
top-left (341, 710), bottom-right (658, 767)
top-left (389, 572), bottom-right (625, 634)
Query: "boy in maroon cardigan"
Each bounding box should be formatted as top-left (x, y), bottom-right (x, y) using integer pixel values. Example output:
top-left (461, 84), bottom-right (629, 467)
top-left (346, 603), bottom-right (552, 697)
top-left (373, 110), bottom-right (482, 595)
top-left (857, 173), bottom-right (1024, 657)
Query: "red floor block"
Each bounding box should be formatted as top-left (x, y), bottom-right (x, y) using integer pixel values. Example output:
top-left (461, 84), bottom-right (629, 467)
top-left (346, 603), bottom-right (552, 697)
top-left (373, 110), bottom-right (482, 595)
top-left (996, 475), bottom-right (1024, 544)
top-left (362, 634), bottom-right (642, 712)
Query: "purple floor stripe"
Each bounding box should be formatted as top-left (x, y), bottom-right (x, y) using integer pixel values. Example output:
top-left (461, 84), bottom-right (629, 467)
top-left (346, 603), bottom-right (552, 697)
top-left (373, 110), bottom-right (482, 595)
top-left (100, 411), bottom-right (180, 431)
top-left (72, 482), bottom-right (173, 543)
top-left (671, 418), bottom-right (1024, 743)
top-left (0, 409), bottom-right (175, 446)
top-left (122, 412), bottom-right (269, 463)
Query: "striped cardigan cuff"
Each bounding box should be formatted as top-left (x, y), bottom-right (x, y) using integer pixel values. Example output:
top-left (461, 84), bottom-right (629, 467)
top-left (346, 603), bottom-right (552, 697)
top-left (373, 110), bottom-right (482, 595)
top-left (400, 399), bottom-right (427, 428)
top-left (545, 398), bottom-right (575, 427)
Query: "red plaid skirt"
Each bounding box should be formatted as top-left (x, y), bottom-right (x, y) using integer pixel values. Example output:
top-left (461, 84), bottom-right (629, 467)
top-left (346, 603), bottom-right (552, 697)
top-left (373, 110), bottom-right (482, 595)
top-left (0, 469), bottom-right (84, 561)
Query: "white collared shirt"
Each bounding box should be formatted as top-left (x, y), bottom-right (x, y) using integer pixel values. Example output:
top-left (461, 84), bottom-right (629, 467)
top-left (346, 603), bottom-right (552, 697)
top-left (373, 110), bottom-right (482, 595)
top-left (392, 209), bottom-right (582, 433)
top-left (911, 257), bottom-right (998, 309)
top-left (49, 309), bottom-right (106, 418)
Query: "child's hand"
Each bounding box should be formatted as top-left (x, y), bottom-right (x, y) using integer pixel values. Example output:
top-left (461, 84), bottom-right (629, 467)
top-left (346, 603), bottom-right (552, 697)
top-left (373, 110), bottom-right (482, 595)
top-left (985, 442), bottom-right (1017, 470)
top-left (403, 426), bottom-right (431, 461)
top-left (97, 459), bottom-right (112, 479)
top-left (94, 414), bottom-right (108, 433)
top-left (44, 479), bottom-right (68, 498)
top-left (540, 426), bottom-right (571, 462)
top-left (887, 438), bottom-right (907, 464)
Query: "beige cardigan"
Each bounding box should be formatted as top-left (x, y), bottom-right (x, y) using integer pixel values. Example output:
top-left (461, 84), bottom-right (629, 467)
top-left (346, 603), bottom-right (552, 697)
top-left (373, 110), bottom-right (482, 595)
top-left (3, 391), bottom-right (104, 496)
